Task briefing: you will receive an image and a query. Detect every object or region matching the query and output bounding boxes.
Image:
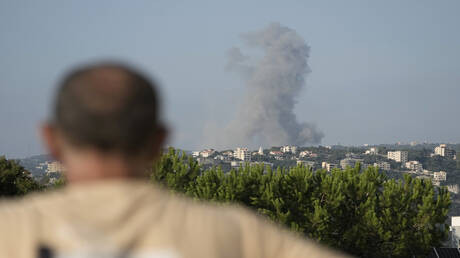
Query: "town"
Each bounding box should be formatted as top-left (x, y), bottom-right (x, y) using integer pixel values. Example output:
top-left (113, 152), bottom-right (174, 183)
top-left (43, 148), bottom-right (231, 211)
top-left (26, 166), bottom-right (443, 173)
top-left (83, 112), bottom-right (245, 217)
top-left (189, 143), bottom-right (457, 190)
top-left (25, 142), bottom-right (459, 194)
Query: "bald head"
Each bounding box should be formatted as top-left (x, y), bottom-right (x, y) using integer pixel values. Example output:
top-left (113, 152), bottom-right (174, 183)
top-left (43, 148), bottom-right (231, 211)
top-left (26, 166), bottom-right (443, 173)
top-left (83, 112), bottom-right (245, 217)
top-left (53, 62), bottom-right (162, 156)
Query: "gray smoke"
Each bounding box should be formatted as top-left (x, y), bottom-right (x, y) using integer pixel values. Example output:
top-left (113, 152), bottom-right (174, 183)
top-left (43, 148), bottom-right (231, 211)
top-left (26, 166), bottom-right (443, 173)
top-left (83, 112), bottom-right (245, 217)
top-left (214, 23), bottom-right (324, 148)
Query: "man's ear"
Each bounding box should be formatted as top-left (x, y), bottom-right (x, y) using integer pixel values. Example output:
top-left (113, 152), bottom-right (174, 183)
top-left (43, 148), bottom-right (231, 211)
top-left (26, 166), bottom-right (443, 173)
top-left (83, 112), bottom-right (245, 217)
top-left (40, 123), bottom-right (62, 161)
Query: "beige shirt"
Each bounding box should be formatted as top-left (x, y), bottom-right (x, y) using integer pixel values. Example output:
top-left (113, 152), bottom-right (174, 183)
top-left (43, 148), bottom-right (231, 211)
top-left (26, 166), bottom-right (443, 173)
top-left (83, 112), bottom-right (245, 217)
top-left (0, 180), bottom-right (349, 258)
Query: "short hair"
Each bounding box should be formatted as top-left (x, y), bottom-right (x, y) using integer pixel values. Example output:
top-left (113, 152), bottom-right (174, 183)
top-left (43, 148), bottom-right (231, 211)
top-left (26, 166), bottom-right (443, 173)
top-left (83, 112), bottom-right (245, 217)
top-left (53, 62), bottom-right (161, 155)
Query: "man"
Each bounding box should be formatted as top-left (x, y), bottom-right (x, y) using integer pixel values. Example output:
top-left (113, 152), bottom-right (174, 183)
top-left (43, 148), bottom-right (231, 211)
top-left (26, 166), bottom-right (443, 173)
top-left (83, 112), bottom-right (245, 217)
top-left (0, 62), bottom-right (349, 258)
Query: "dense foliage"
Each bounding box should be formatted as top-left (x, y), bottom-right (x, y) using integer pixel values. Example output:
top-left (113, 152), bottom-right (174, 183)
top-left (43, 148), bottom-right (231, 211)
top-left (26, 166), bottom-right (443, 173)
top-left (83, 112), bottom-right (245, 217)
top-left (0, 156), bottom-right (41, 196)
top-left (151, 148), bottom-right (451, 257)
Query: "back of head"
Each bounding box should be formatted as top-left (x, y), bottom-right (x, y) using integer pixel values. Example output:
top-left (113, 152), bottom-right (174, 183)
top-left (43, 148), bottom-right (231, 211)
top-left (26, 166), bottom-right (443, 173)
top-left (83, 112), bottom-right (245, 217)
top-left (53, 62), bottom-right (161, 156)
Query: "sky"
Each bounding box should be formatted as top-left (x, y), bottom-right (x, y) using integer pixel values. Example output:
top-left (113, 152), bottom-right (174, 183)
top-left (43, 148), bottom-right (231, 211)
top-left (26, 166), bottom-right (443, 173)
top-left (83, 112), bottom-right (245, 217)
top-left (1, 0), bottom-right (459, 158)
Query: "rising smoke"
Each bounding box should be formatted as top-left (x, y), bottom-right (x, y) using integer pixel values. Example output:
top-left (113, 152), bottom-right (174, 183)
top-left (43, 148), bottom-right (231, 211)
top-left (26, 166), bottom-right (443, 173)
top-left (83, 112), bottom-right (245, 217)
top-left (211, 23), bottom-right (324, 148)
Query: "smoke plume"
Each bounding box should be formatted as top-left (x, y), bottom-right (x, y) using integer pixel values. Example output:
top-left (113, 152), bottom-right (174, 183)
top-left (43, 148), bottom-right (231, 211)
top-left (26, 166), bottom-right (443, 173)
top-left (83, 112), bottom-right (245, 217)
top-left (214, 23), bottom-right (324, 148)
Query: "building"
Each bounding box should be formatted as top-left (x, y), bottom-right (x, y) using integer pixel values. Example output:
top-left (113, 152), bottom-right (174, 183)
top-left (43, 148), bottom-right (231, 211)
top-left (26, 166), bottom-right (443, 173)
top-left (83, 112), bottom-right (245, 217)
top-left (281, 145), bottom-right (297, 154)
top-left (46, 161), bottom-right (66, 173)
top-left (433, 171), bottom-right (447, 182)
top-left (447, 184), bottom-right (459, 194)
top-left (222, 151), bottom-right (233, 157)
top-left (258, 147), bottom-right (264, 155)
top-left (387, 151), bottom-right (408, 163)
top-left (297, 160), bottom-right (315, 168)
top-left (434, 144), bottom-right (456, 159)
top-left (364, 147), bottom-right (378, 155)
top-left (373, 161), bottom-right (391, 171)
top-left (405, 160), bottom-right (423, 172)
top-left (269, 151), bottom-right (284, 160)
top-left (234, 147), bottom-right (251, 161)
top-left (200, 149), bottom-right (215, 158)
top-left (43, 161), bottom-right (65, 184)
top-left (230, 161), bottom-right (245, 168)
top-left (192, 151), bottom-right (200, 158)
top-left (269, 151), bottom-right (283, 156)
top-left (322, 162), bottom-right (338, 172)
top-left (299, 150), bottom-right (311, 158)
top-left (214, 155), bottom-right (231, 161)
top-left (340, 158), bottom-right (363, 169)
top-left (450, 216), bottom-right (460, 248)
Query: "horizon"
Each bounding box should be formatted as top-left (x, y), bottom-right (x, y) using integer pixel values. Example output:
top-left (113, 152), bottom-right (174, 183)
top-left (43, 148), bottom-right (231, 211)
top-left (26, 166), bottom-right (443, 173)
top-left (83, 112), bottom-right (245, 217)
top-left (17, 141), bottom-right (460, 160)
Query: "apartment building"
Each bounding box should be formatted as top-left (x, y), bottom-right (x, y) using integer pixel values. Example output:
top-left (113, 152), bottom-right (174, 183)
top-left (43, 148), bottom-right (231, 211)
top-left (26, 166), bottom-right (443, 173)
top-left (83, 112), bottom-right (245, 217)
top-left (434, 144), bottom-right (456, 159)
top-left (234, 147), bottom-right (251, 161)
top-left (374, 161), bottom-right (391, 171)
top-left (387, 151), bottom-right (408, 163)
top-left (405, 160), bottom-right (423, 172)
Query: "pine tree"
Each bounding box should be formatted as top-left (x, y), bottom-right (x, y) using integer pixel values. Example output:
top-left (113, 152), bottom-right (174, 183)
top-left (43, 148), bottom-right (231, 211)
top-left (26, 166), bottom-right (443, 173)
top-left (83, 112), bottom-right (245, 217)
top-left (150, 148), bottom-right (451, 257)
top-left (0, 156), bottom-right (41, 197)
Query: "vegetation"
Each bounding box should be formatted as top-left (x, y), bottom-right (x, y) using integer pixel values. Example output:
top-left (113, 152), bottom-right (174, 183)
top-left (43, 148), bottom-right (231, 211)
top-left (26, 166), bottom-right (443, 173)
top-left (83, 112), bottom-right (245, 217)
top-left (151, 148), bottom-right (451, 257)
top-left (0, 149), bottom-right (452, 257)
top-left (0, 156), bottom-right (41, 197)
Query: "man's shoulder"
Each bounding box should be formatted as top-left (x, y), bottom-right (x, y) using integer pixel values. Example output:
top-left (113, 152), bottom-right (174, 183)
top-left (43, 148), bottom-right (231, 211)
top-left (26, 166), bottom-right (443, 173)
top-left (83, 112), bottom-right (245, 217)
top-left (0, 189), bottom-right (62, 219)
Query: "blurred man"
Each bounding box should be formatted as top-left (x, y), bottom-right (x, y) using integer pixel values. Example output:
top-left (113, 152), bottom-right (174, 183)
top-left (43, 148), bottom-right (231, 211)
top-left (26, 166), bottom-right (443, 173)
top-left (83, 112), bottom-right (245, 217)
top-left (0, 62), bottom-right (349, 258)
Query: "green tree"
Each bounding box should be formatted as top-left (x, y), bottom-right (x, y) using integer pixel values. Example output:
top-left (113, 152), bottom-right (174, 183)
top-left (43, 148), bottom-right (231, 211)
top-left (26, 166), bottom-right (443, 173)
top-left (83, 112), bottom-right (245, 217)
top-left (148, 147), bottom-right (201, 192)
top-left (457, 157), bottom-right (460, 170)
top-left (151, 149), bottom-right (451, 257)
top-left (0, 156), bottom-right (41, 197)
top-left (424, 156), bottom-right (457, 173)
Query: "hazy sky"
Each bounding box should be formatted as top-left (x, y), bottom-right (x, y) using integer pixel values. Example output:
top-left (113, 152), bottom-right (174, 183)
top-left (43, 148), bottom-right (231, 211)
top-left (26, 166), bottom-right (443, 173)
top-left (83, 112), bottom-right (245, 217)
top-left (1, 0), bottom-right (459, 158)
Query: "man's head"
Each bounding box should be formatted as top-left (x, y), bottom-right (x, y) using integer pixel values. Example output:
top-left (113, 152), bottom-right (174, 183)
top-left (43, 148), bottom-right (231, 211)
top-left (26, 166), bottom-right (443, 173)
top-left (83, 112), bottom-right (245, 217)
top-left (41, 62), bottom-right (167, 180)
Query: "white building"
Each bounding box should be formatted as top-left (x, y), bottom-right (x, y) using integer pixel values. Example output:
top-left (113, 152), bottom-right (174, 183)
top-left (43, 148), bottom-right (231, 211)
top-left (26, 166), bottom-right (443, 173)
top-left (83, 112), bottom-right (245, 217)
top-left (192, 151), bottom-right (200, 158)
top-left (340, 158), bottom-right (363, 169)
top-left (222, 151), bottom-right (233, 157)
top-left (364, 147), bottom-right (378, 155)
top-left (234, 148), bottom-right (251, 161)
top-left (269, 151), bottom-right (283, 156)
top-left (451, 217), bottom-right (460, 248)
top-left (230, 161), bottom-right (244, 168)
top-left (387, 151), bottom-right (408, 163)
top-left (434, 144), bottom-right (456, 159)
top-left (373, 161), bottom-right (391, 171)
top-left (447, 184), bottom-right (459, 194)
top-left (281, 145), bottom-right (297, 154)
top-left (258, 147), bottom-right (264, 155)
top-left (299, 150), bottom-right (311, 158)
top-left (322, 162), bottom-right (338, 172)
top-left (405, 160), bottom-right (423, 172)
top-left (200, 149), bottom-right (215, 158)
top-left (46, 161), bottom-right (66, 173)
top-left (433, 171), bottom-right (447, 181)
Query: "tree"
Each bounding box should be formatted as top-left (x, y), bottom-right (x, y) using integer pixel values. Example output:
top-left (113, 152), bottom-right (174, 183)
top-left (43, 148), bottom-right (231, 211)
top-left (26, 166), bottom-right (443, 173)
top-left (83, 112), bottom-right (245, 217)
top-left (424, 156), bottom-right (457, 173)
top-left (148, 147), bottom-right (200, 192)
top-left (457, 157), bottom-right (460, 170)
top-left (151, 148), bottom-right (451, 257)
top-left (0, 156), bottom-right (41, 197)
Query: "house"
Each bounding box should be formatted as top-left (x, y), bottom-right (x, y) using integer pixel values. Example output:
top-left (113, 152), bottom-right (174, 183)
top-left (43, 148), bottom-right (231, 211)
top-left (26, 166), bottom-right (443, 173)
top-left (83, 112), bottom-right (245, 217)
top-left (321, 162), bottom-right (338, 172)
